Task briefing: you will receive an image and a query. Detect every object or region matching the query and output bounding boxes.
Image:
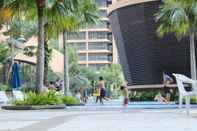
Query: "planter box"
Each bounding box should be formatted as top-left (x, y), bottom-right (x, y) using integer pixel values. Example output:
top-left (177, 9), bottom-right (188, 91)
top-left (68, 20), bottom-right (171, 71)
top-left (66, 103), bottom-right (85, 106)
top-left (1, 104), bottom-right (66, 110)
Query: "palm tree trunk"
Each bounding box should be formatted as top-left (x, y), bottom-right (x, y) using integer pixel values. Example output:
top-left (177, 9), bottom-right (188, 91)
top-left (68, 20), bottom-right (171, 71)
top-left (189, 29), bottom-right (196, 80)
top-left (36, 0), bottom-right (45, 93)
top-left (44, 39), bottom-right (52, 85)
top-left (63, 30), bottom-right (69, 95)
top-left (44, 40), bottom-right (48, 85)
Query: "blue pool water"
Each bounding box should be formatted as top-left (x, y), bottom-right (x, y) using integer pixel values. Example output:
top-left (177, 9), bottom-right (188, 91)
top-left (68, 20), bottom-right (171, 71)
top-left (83, 100), bottom-right (197, 109)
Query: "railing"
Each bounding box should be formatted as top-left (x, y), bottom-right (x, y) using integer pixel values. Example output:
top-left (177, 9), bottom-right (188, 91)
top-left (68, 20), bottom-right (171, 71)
top-left (128, 84), bottom-right (177, 90)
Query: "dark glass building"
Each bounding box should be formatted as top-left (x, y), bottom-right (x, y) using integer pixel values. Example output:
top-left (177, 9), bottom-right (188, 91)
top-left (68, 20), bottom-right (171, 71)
top-left (108, 0), bottom-right (197, 86)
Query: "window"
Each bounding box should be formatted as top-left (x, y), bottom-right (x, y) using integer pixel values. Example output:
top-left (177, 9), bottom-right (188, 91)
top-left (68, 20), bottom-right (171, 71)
top-left (88, 21), bottom-right (108, 29)
top-left (107, 43), bottom-right (113, 51)
top-left (108, 54), bottom-right (113, 61)
top-left (88, 54), bottom-right (109, 61)
top-left (88, 42), bottom-right (109, 50)
top-left (89, 64), bottom-right (106, 70)
top-left (99, 10), bottom-right (107, 17)
top-left (88, 31), bottom-right (108, 39)
top-left (95, 0), bottom-right (106, 7)
top-left (78, 54), bottom-right (86, 61)
top-left (107, 32), bottom-right (113, 41)
top-left (67, 32), bottom-right (86, 40)
top-left (68, 43), bottom-right (86, 51)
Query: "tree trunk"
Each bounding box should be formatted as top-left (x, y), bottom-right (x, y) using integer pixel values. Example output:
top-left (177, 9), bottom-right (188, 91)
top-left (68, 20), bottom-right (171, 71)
top-left (44, 40), bottom-right (52, 85)
top-left (36, 1), bottom-right (45, 93)
top-left (189, 29), bottom-right (196, 80)
top-left (11, 42), bottom-right (14, 67)
top-left (44, 40), bottom-right (48, 85)
top-left (63, 31), bottom-right (69, 95)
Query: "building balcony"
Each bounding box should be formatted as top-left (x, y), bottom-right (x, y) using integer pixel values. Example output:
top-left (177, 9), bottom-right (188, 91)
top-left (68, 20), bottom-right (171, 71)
top-left (67, 39), bottom-right (86, 43)
top-left (100, 17), bottom-right (109, 21)
top-left (78, 61), bottom-right (112, 65)
top-left (77, 50), bottom-right (112, 54)
top-left (88, 39), bottom-right (112, 43)
top-left (99, 7), bottom-right (107, 10)
top-left (85, 28), bottom-right (111, 32)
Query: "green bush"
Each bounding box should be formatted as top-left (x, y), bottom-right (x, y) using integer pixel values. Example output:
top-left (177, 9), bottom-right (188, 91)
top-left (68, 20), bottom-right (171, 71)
top-left (12, 91), bottom-right (63, 106)
top-left (61, 96), bottom-right (79, 106)
top-left (0, 84), bottom-right (10, 91)
top-left (180, 96), bottom-right (197, 104)
top-left (129, 90), bottom-right (159, 101)
top-left (21, 87), bottom-right (36, 93)
top-left (191, 96), bottom-right (197, 104)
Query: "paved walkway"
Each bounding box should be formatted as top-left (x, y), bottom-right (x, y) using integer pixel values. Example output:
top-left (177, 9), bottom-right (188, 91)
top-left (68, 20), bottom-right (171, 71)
top-left (0, 108), bottom-right (197, 131)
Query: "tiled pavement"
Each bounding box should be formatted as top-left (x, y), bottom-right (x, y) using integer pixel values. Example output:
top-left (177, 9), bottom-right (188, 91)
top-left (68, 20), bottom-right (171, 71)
top-left (0, 108), bottom-right (197, 131)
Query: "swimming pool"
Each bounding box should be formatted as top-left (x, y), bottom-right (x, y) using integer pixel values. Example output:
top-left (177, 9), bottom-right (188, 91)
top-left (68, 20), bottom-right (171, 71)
top-left (84, 101), bottom-right (197, 109)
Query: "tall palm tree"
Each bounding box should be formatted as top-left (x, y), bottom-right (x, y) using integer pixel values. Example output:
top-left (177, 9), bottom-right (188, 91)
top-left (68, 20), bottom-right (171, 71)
top-left (44, 0), bottom-right (98, 95)
top-left (3, 0), bottom-right (45, 92)
top-left (3, 0), bottom-right (68, 92)
top-left (156, 0), bottom-right (197, 79)
top-left (3, 0), bottom-right (98, 93)
top-left (35, 0), bottom-right (45, 92)
top-left (62, 0), bottom-right (98, 95)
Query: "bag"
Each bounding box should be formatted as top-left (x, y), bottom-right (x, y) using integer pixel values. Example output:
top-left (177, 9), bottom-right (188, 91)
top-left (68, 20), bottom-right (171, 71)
top-left (93, 89), bottom-right (100, 96)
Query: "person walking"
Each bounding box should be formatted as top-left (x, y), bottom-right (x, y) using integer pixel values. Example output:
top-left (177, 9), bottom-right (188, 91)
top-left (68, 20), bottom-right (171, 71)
top-left (120, 81), bottom-right (129, 107)
top-left (96, 76), bottom-right (106, 104)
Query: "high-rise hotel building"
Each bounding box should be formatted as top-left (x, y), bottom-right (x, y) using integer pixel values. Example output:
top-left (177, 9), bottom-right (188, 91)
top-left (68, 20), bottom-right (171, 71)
top-left (67, 0), bottom-right (118, 69)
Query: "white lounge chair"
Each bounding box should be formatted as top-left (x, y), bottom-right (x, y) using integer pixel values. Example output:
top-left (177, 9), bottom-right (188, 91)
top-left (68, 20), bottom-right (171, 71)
top-left (173, 73), bottom-right (197, 115)
top-left (0, 91), bottom-right (9, 104)
top-left (12, 90), bottom-right (24, 100)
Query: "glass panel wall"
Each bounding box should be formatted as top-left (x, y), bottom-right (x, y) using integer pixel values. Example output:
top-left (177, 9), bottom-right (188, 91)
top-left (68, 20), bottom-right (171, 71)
top-left (88, 42), bottom-right (108, 50)
top-left (88, 31), bottom-right (108, 39)
top-left (88, 54), bottom-right (109, 61)
top-left (67, 32), bottom-right (86, 40)
top-left (89, 21), bottom-right (108, 29)
top-left (78, 54), bottom-right (86, 61)
top-left (68, 43), bottom-right (86, 51)
top-left (89, 64), bottom-right (106, 70)
top-left (95, 0), bottom-right (106, 7)
top-left (98, 10), bottom-right (107, 17)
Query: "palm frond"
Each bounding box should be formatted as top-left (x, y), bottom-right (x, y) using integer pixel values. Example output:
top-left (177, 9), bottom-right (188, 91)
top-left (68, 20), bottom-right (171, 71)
top-left (155, 0), bottom-right (196, 39)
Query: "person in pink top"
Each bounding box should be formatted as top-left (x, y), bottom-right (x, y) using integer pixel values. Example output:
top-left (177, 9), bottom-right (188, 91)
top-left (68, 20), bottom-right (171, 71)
top-left (121, 81), bottom-right (129, 107)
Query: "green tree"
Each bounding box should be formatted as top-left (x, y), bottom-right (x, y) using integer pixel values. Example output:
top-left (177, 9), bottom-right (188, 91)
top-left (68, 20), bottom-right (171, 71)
top-left (67, 48), bottom-right (89, 94)
top-left (100, 64), bottom-right (124, 88)
top-left (68, 48), bottom-right (80, 77)
top-left (3, 0), bottom-right (98, 94)
top-left (3, 0), bottom-right (46, 92)
top-left (0, 44), bottom-right (9, 64)
top-left (2, 0), bottom-right (72, 92)
top-left (62, 0), bottom-right (98, 95)
top-left (156, 0), bottom-right (197, 79)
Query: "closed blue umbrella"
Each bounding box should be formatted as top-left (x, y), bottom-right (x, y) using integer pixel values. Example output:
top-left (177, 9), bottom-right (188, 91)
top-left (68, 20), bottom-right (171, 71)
top-left (10, 63), bottom-right (21, 89)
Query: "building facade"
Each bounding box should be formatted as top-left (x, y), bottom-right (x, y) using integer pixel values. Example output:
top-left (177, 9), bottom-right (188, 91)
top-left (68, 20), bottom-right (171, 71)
top-left (67, 0), bottom-right (118, 70)
top-left (108, 0), bottom-right (197, 86)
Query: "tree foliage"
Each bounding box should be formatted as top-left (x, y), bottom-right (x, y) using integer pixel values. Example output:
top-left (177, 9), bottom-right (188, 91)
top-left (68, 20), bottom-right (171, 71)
top-left (0, 43), bottom-right (9, 64)
top-left (100, 64), bottom-right (124, 88)
top-left (155, 0), bottom-right (197, 79)
top-left (155, 0), bottom-right (197, 39)
top-left (68, 47), bottom-right (80, 77)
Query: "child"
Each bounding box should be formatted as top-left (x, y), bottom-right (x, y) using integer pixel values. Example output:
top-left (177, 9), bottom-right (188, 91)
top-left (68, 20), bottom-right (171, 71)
top-left (163, 72), bottom-right (174, 101)
top-left (120, 85), bottom-right (129, 107)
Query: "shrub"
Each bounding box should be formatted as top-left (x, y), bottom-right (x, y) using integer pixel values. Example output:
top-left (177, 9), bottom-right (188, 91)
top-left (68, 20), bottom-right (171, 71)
top-left (12, 91), bottom-right (63, 106)
top-left (129, 90), bottom-right (159, 101)
top-left (179, 96), bottom-right (197, 104)
top-left (61, 96), bottom-right (79, 106)
top-left (21, 87), bottom-right (36, 93)
top-left (0, 84), bottom-right (10, 91)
